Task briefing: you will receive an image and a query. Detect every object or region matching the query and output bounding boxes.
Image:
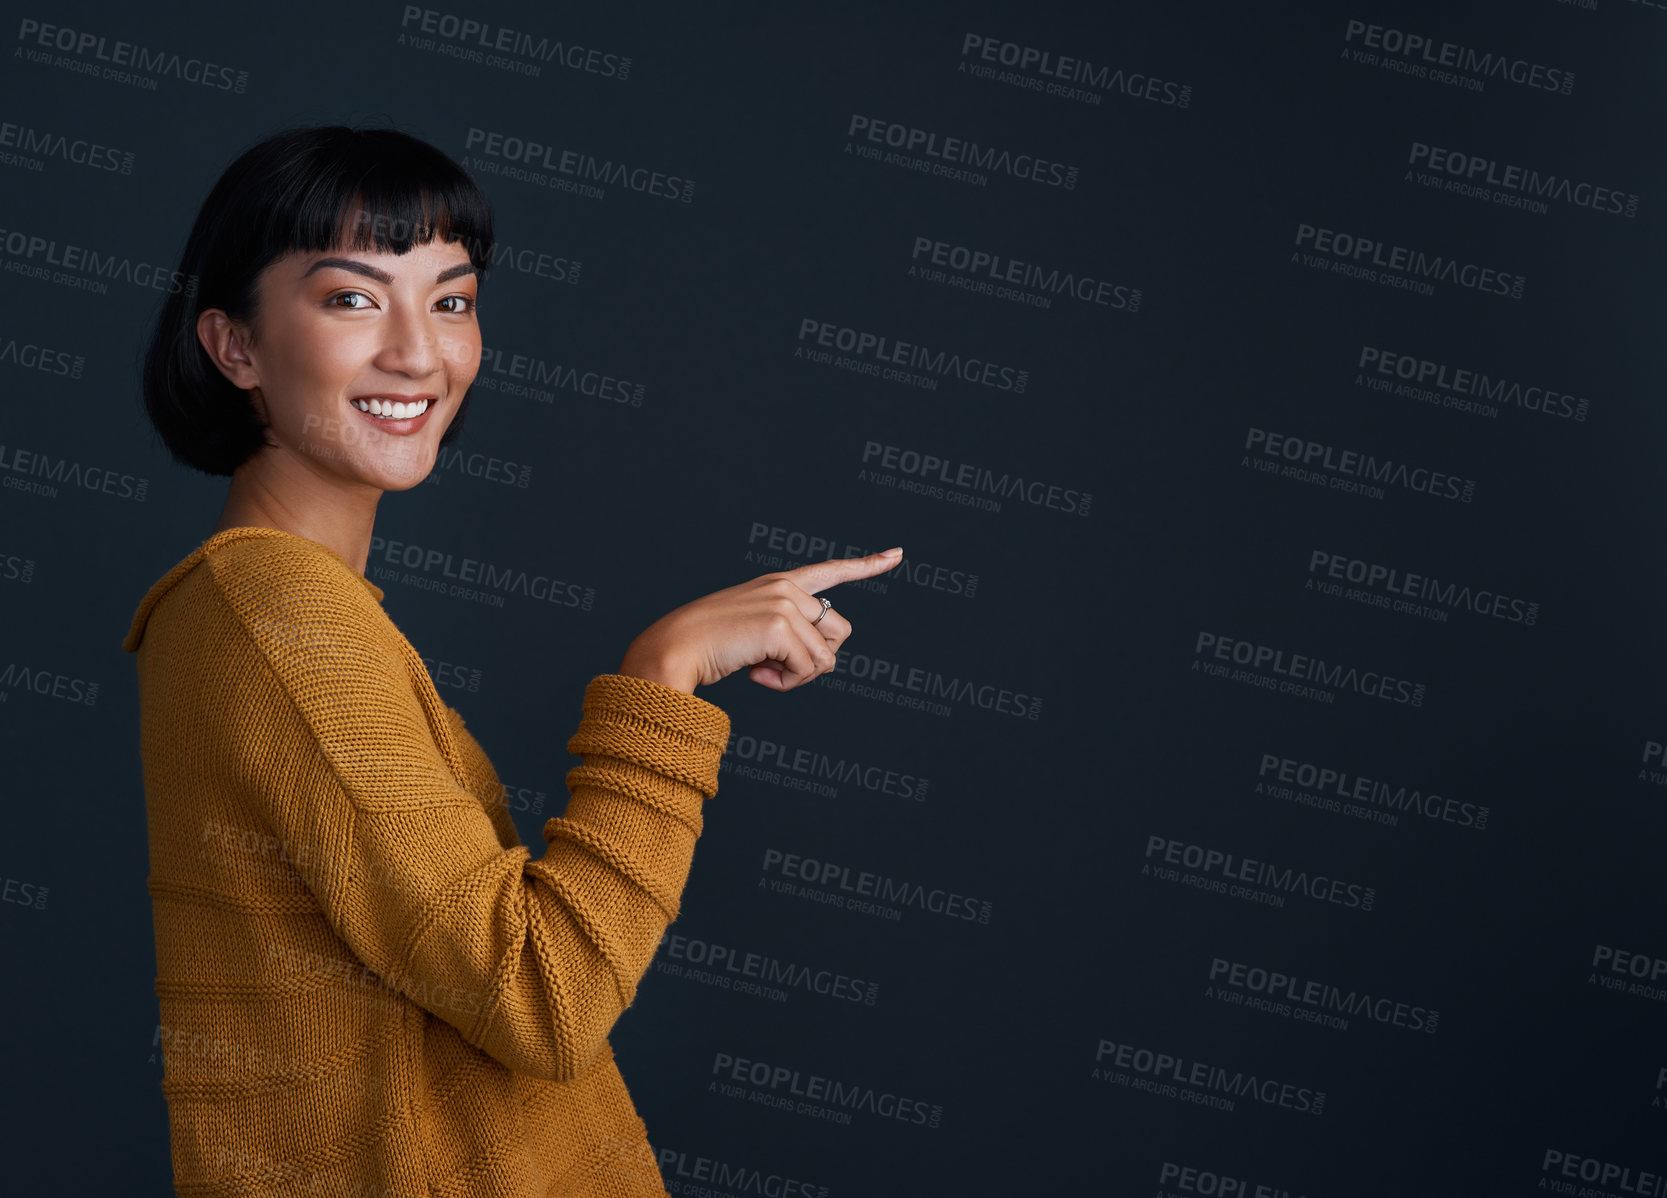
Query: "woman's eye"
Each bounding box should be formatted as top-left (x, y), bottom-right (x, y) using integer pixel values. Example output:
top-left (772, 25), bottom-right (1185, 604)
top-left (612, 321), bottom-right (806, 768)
top-left (326, 291), bottom-right (474, 313)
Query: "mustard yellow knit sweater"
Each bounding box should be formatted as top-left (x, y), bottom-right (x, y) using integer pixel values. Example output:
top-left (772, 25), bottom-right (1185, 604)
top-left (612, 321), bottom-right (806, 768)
top-left (122, 526), bottom-right (730, 1197)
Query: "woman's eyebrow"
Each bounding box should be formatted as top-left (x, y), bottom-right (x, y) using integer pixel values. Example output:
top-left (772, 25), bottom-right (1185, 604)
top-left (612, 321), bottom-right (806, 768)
top-left (302, 256), bottom-right (479, 285)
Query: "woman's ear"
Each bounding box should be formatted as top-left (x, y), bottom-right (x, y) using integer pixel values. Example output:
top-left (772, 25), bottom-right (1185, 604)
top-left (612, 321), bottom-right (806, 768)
top-left (196, 308), bottom-right (261, 391)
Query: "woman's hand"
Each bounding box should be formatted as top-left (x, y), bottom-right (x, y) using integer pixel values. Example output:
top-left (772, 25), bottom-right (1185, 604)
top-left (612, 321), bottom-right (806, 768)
top-left (617, 548), bottom-right (904, 694)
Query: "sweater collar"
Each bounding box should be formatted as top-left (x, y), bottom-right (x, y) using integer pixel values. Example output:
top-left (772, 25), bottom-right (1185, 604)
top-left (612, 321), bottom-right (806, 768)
top-left (122, 526), bottom-right (384, 653)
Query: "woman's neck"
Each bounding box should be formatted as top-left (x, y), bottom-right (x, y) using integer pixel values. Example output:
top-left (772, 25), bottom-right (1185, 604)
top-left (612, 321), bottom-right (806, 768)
top-left (214, 457), bottom-right (382, 576)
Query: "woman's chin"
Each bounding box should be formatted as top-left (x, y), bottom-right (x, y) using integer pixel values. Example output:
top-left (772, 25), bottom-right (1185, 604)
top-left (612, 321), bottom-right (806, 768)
top-left (364, 442), bottom-right (440, 492)
top-left (375, 465), bottom-right (436, 493)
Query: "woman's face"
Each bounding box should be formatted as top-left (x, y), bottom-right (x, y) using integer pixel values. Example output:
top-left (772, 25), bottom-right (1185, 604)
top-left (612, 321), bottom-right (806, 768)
top-left (206, 235), bottom-right (482, 493)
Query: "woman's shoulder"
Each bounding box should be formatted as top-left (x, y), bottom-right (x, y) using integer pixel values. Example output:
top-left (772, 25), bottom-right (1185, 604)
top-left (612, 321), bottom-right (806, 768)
top-left (123, 526), bottom-right (386, 654)
top-left (204, 527), bottom-right (381, 601)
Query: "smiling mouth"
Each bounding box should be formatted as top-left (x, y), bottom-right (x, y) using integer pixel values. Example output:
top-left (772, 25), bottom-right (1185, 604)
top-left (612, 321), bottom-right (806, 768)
top-left (350, 397), bottom-right (432, 420)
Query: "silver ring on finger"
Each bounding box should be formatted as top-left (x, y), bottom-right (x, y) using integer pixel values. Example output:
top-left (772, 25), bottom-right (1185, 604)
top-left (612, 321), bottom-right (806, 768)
top-left (812, 597), bottom-right (833, 626)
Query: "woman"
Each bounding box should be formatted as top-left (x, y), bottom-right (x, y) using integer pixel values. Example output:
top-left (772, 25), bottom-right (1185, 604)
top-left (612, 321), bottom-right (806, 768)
top-left (123, 125), bottom-right (900, 1197)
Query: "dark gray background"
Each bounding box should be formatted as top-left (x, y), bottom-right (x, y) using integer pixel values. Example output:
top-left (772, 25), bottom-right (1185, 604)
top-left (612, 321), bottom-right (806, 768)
top-left (1, 1), bottom-right (1661, 1193)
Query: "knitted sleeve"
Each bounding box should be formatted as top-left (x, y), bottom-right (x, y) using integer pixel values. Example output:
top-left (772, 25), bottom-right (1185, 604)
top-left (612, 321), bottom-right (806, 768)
top-left (206, 545), bottom-right (729, 1082)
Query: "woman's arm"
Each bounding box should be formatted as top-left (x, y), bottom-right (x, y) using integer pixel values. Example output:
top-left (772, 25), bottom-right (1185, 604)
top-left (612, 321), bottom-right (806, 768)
top-left (206, 545), bottom-right (726, 1083)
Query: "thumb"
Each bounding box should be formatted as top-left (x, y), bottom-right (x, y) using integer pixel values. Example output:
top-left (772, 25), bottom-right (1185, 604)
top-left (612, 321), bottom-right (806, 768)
top-left (782, 547), bottom-right (904, 594)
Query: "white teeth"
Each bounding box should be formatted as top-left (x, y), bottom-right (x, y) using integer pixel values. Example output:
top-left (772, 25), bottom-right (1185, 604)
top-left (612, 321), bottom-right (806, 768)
top-left (352, 397), bottom-right (429, 419)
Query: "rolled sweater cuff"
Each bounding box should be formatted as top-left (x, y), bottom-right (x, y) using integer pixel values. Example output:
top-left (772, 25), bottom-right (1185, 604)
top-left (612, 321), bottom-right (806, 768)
top-left (565, 673), bottom-right (731, 799)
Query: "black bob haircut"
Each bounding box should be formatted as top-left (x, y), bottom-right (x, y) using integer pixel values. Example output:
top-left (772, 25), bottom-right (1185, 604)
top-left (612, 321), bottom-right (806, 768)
top-left (140, 124), bottom-right (495, 476)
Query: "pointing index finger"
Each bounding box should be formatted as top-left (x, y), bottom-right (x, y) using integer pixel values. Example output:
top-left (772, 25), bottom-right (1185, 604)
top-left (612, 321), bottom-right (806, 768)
top-left (782, 547), bottom-right (903, 595)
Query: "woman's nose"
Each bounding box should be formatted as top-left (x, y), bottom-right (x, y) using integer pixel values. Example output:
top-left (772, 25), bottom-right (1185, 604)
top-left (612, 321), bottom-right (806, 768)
top-left (376, 304), bottom-right (445, 376)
